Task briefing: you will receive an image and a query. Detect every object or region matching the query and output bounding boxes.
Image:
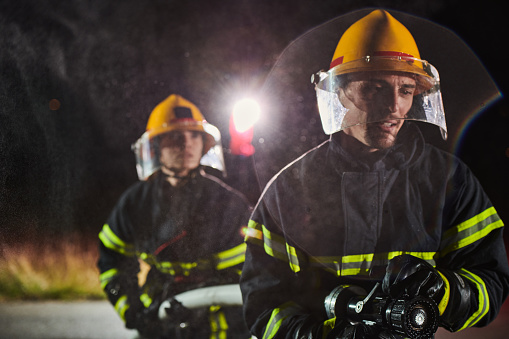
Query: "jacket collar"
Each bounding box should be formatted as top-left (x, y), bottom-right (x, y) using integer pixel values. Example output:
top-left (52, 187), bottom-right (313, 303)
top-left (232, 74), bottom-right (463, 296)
top-left (328, 122), bottom-right (425, 171)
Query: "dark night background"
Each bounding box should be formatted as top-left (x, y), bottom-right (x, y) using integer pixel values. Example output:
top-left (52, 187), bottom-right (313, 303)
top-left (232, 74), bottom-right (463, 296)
top-left (0, 0), bottom-right (507, 242)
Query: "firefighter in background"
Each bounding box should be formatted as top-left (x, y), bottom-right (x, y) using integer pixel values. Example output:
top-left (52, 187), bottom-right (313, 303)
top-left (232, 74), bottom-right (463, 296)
top-left (240, 10), bottom-right (509, 338)
top-left (98, 94), bottom-right (252, 338)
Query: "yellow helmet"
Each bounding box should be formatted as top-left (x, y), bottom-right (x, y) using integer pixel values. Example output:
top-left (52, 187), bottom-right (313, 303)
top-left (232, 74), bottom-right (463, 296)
top-left (329, 9), bottom-right (431, 91)
top-left (146, 94), bottom-right (216, 153)
top-left (132, 94), bottom-right (225, 180)
top-left (313, 9), bottom-right (446, 138)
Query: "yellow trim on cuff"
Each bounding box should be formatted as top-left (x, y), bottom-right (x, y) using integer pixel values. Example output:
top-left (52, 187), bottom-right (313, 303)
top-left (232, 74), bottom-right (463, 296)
top-left (437, 270), bottom-right (450, 316)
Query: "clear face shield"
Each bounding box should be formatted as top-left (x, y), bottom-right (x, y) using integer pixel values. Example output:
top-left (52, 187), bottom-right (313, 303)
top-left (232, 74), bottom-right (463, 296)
top-left (131, 122), bottom-right (226, 181)
top-left (313, 56), bottom-right (447, 139)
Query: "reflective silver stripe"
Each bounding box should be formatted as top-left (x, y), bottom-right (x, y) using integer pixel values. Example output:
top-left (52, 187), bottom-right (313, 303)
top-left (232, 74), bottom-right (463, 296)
top-left (99, 268), bottom-right (119, 289)
top-left (458, 268), bottom-right (490, 330)
top-left (99, 224), bottom-right (136, 256)
top-left (209, 307), bottom-right (228, 339)
top-left (263, 302), bottom-right (305, 339)
top-left (156, 261), bottom-right (199, 275)
top-left (215, 243), bottom-right (246, 270)
top-left (440, 207), bottom-right (504, 256)
top-left (261, 225), bottom-right (288, 262)
top-left (248, 221), bottom-right (439, 276)
top-left (114, 295), bottom-right (129, 321)
top-left (309, 252), bottom-right (436, 276)
top-left (155, 246), bottom-right (245, 275)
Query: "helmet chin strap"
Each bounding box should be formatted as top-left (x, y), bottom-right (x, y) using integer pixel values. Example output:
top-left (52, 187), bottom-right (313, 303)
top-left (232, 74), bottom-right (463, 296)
top-left (161, 166), bottom-right (199, 185)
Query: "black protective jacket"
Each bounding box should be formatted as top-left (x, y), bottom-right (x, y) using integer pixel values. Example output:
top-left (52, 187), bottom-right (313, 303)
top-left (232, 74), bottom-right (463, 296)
top-left (98, 168), bottom-right (252, 337)
top-left (240, 123), bottom-right (509, 338)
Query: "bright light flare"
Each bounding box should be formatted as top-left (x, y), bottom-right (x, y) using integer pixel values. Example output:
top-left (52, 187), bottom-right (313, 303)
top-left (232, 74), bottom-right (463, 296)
top-left (232, 98), bottom-right (261, 133)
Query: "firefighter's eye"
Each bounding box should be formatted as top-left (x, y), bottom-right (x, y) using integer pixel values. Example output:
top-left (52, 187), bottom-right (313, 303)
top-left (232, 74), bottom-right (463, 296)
top-left (190, 131), bottom-right (201, 139)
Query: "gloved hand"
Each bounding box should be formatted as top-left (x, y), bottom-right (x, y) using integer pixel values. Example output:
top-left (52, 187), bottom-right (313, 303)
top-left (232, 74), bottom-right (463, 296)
top-left (327, 322), bottom-right (382, 339)
top-left (160, 297), bottom-right (193, 323)
top-left (292, 316), bottom-right (376, 339)
top-left (128, 306), bottom-right (163, 338)
top-left (382, 254), bottom-right (444, 302)
top-left (382, 254), bottom-right (475, 332)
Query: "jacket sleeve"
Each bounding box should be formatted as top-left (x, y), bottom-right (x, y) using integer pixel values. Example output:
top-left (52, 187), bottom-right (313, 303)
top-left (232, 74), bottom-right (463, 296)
top-left (97, 190), bottom-right (143, 325)
top-left (240, 195), bottom-right (332, 339)
top-left (437, 158), bottom-right (509, 331)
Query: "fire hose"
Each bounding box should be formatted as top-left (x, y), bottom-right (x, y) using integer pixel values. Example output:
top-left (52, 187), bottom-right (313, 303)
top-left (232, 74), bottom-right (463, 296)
top-left (158, 284), bottom-right (243, 320)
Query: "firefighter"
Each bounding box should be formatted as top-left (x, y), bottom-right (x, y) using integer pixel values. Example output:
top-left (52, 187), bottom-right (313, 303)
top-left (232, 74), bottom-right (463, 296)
top-left (240, 10), bottom-right (509, 338)
top-left (97, 94), bottom-right (252, 338)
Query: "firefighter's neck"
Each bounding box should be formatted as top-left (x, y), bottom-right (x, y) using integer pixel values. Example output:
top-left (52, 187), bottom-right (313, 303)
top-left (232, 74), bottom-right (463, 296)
top-left (339, 131), bottom-right (380, 154)
top-left (161, 166), bottom-right (193, 187)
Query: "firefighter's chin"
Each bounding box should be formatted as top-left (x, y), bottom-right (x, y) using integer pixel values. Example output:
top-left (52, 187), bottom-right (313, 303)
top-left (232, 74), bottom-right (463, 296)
top-left (364, 120), bottom-right (403, 150)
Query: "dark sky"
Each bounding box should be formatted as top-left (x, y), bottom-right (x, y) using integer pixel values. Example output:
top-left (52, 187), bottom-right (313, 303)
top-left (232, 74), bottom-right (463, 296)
top-left (0, 0), bottom-right (507, 239)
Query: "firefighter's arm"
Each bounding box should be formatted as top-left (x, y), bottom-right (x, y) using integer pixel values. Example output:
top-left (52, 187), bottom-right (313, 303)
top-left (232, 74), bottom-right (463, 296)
top-left (240, 240), bottom-right (324, 338)
top-left (437, 225), bottom-right (509, 331)
top-left (97, 224), bottom-right (143, 329)
top-left (436, 160), bottom-right (509, 331)
top-left (241, 220), bottom-right (366, 339)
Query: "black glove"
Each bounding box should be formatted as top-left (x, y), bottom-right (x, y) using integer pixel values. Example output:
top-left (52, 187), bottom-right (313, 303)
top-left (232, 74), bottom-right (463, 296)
top-left (382, 255), bottom-right (475, 332)
top-left (382, 254), bottom-right (444, 302)
top-left (160, 297), bottom-right (193, 324)
top-left (434, 269), bottom-right (474, 332)
top-left (327, 322), bottom-right (382, 339)
top-left (292, 316), bottom-right (326, 339)
top-left (129, 305), bottom-right (163, 338)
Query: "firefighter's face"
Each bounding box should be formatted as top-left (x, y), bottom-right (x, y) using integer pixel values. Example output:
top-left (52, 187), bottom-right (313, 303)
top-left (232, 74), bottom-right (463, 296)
top-left (159, 130), bottom-right (203, 175)
top-left (338, 71), bottom-right (416, 151)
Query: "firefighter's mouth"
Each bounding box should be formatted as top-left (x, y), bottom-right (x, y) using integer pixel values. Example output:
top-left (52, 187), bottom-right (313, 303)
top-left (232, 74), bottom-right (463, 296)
top-left (383, 122), bottom-right (396, 126)
top-left (376, 120), bottom-right (399, 131)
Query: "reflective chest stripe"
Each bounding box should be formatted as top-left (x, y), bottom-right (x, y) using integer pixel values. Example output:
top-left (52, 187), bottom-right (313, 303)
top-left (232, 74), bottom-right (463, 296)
top-left (245, 219), bottom-right (437, 275)
top-left (100, 223), bottom-right (246, 275)
top-left (310, 251), bottom-right (437, 276)
top-left (246, 208), bottom-right (502, 276)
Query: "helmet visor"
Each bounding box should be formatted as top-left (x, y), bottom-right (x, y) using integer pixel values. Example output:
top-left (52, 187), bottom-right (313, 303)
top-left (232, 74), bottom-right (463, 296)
top-left (132, 122), bottom-right (225, 181)
top-left (314, 56), bottom-right (447, 139)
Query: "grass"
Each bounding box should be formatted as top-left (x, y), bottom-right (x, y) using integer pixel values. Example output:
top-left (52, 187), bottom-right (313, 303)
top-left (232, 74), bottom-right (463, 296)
top-left (0, 233), bottom-right (105, 301)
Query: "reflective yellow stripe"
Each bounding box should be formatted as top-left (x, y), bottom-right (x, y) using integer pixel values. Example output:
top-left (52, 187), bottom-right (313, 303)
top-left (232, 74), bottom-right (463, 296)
top-left (436, 270), bottom-right (450, 315)
top-left (441, 207), bottom-right (504, 256)
top-left (156, 246), bottom-right (246, 275)
top-left (261, 225), bottom-right (288, 262)
top-left (156, 261), bottom-right (198, 275)
top-left (215, 243), bottom-right (246, 270)
top-left (322, 317), bottom-right (337, 339)
top-left (458, 268), bottom-right (489, 330)
top-left (245, 220), bottom-right (263, 241)
top-left (209, 306), bottom-right (228, 339)
top-left (99, 224), bottom-right (136, 256)
top-left (99, 268), bottom-right (119, 289)
top-left (114, 295), bottom-right (129, 321)
top-left (286, 243), bottom-right (301, 273)
top-left (138, 252), bottom-right (157, 266)
top-left (140, 293), bottom-right (152, 308)
top-left (311, 252), bottom-right (436, 277)
top-left (248, 220), bottom-right (439, 276)
top-left (263, 302), bottom-right (304, 339)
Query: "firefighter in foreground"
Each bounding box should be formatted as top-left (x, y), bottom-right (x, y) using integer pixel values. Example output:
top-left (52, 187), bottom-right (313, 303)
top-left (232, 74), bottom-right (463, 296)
top-left (240, 10), bottom-right (509, 338)
top-left (98, 94), bottom-right (252, 338)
